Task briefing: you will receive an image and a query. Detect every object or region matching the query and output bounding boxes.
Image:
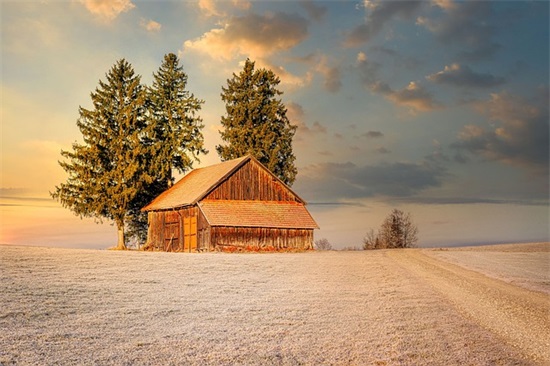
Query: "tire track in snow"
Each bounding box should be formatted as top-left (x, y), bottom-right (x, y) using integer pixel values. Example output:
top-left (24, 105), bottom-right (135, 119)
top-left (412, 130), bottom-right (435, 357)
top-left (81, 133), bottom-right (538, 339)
top-left (388, 249), bottom-right (550, 365)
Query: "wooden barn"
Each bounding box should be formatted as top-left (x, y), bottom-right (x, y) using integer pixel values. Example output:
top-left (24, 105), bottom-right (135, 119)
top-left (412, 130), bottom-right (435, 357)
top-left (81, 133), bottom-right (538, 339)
top-left (141, 155), bottom-right (318, 252)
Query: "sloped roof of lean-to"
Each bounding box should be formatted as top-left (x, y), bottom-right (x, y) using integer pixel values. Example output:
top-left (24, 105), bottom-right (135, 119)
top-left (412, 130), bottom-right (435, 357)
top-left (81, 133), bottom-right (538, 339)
top-left (198, 200), bottom-right (319, 229)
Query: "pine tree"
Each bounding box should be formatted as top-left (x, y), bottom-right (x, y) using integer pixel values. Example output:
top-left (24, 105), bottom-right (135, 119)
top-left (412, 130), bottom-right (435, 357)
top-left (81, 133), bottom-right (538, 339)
top-left (51, 59), bottom-right (152, 250)
top-left (127, 53), bottom-right (207, 243)
top-left (217, 59), bottom-right (298, 186)
top-left (149, 53), bottom-right (206, 185)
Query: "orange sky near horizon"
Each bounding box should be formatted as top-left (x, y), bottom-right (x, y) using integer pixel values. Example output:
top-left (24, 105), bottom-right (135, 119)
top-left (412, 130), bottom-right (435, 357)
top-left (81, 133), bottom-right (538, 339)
top-left (1, 0), bottom-right (548, 249)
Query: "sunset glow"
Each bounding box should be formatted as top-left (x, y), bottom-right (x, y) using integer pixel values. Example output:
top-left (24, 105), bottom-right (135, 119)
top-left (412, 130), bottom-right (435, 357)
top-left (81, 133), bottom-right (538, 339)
top-left (1, 0), bottom-right (548, 249)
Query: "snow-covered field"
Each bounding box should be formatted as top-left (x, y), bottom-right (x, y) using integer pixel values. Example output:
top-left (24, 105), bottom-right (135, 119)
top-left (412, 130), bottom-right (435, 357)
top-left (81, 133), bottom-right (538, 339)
top-left (426, 242), bottom-right (550, 294)
top-left (1, 243), bottom-right (548, 365)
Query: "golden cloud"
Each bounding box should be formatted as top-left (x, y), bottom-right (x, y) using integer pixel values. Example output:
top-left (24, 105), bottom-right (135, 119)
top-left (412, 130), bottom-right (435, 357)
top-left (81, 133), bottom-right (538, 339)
top-left (184, 12), bottom-right (308, 61)
top-left (140, 19), bottom-right (161, 32)
top-left (79, 0), bottom-right (135, 21)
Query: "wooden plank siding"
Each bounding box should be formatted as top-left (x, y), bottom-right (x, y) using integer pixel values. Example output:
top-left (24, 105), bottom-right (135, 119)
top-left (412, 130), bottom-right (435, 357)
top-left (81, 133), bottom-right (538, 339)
top-left (197, 208), bottom-right (211, 252)
top-left (205, 160), bottom-right (300, 202)
top-left (211, 227), bottom-right (314, 251)
top-left (145, 207), bottom-right (200, 252)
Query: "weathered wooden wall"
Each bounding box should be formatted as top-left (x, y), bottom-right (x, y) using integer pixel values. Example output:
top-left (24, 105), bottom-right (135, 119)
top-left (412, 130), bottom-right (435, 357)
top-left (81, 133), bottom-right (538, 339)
top-left (146, 211), bottom-right (164, 251)
top-left (210, 227), bottom-right (314, 251)
top-left (197, 209), bottom-right (211, 252)
top-left (146, 209), bottom-right (314, 252)
top-left (205, 160), bottom-right (300, 202)
top-left (145, 207), bottom-right (199, 252)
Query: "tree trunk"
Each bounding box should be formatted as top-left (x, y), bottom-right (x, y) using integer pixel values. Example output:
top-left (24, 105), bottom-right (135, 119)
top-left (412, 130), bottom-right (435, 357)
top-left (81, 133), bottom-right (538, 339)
top-left (116, 225), bottom-right (126, 250)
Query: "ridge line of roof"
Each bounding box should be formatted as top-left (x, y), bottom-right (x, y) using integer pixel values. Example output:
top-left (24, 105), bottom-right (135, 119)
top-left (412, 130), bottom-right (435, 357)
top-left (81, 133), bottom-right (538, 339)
top-left (142, 154), bottom-right (307, 211)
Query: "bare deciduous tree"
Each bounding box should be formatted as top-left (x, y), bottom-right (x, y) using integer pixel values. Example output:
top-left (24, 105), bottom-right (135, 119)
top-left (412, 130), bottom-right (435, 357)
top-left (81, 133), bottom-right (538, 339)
top-left (363, 228), bottom-right (381, 250)
top-left (315, 238), bottom-right (333, 250)
top-left (363, 209), bottom-right (419, 250)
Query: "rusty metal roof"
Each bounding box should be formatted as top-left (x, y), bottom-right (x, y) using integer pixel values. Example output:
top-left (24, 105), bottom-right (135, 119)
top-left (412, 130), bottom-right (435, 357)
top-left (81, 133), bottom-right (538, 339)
top-left (198, 200), bottom-right (319, 229)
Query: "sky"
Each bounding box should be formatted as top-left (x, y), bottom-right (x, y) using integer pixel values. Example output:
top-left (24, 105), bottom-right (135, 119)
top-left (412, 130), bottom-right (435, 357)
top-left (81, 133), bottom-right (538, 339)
top-left (1, 0), bottom-right (548, 249)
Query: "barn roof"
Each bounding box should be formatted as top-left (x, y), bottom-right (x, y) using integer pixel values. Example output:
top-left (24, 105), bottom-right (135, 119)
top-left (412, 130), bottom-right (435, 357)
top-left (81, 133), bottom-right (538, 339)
top-left (198, 200), bottom-right (319, 229)
top-left (142, 155), bottom-right (305, 212)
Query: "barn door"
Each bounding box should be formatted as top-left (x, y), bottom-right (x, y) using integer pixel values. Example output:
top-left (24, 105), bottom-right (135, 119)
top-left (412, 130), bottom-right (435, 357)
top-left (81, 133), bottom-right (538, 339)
top-left (183, 214), bottom-right (197, 252)
top-left (164, 211), bottom-right (180, 252)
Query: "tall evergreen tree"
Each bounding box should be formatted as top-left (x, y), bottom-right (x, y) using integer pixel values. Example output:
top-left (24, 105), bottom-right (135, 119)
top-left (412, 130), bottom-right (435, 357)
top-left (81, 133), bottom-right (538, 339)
top-left (52, 59), bottom-right (152, 250)
top-left (217, 59), bottom-right (298, 185)
top-left (127, 53), bottom-right (206, 243)
top-left (148, 53), bottom-right (206, 185)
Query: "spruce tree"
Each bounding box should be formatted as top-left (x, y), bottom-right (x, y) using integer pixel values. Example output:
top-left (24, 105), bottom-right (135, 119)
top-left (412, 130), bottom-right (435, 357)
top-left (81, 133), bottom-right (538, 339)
top-left (52, 59), bottom-right (152, 250)
top-left (217, 59), bottom-right (298, 185)
top-left (127, 53), bottom-right (206, 243)
top-left (149, 53), bottom-right (206, 184)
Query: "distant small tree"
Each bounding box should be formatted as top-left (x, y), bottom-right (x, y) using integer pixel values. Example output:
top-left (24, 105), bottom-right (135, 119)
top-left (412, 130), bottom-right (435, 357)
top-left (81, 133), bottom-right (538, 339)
top-left (363, 209), bottom-right (418, 249)
top-left (341, 246), bottom-right (362, 251)
top-left (363, 228), bottom-right (382, 250)
top-left (315, 238), bottom-right (333, 250)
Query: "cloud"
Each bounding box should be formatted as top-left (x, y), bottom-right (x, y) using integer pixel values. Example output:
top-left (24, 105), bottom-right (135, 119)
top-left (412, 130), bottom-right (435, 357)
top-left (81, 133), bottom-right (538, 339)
top-left (314, 56), bottom-right (342, 93)
top-left (375, 81), bottom-right (441, 113)
top-left (393, 196), bottom-right (549, 206)
top-left (375, 147), bottom-right (391, 154)
top-left (0, 195), bottom-right (56, 209)
top-left (184, 12), bottom-right (309, 61)
top-left (432, 0), bottom-right (456, 11)
top-left (452, 89), bottom-right (549, 174)
top-left (311, 122), bottom-right (327, 134)
top-left (356, 52), bottom-right (440, 112)
top-left (79, 0), bottom-right (135, 21)
top-left (294, 159), bottom-right (446, 202)
top-left (183, 11), bottom-right (311, 88)
top-left (197, 0), bottom-right (251, 17)
top-left (140, 19), bottom-right (161, 32)
top-left (364, 130), bottom-right (384, 139)
top-left (300, 1), bottom-right (327, 22)
top-left (0, 188), bottom-right (31, 197)
top-left (287, 102), bottom-right (326, 140)
top-left (287, 101), bottom-right (306, 134)
top-left (231, 0), bottom-right (251, 11)
top-left (417, 1), bottom-right (500, 61)
top-left (355, 52), bottom-right (380, 84)
top-left (256, 59), bottom-right (313, 89)
top-left (291, 52), bottom-right (342, 92)
top-left (345, 0), bottom-right (424, 47)
top-left (370, 46), bottom-right (420, 70)
top-left (427, 63), bottom-right (505, 88)
top-left (197, 0), bottom-right (222, 17)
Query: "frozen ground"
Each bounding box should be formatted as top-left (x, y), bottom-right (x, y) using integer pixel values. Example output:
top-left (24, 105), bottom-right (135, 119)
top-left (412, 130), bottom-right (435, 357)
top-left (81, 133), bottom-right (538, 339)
top-left (426, 242), bottom-right (550, 294)
top-left (1, 243), bottom-right (548, 365)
